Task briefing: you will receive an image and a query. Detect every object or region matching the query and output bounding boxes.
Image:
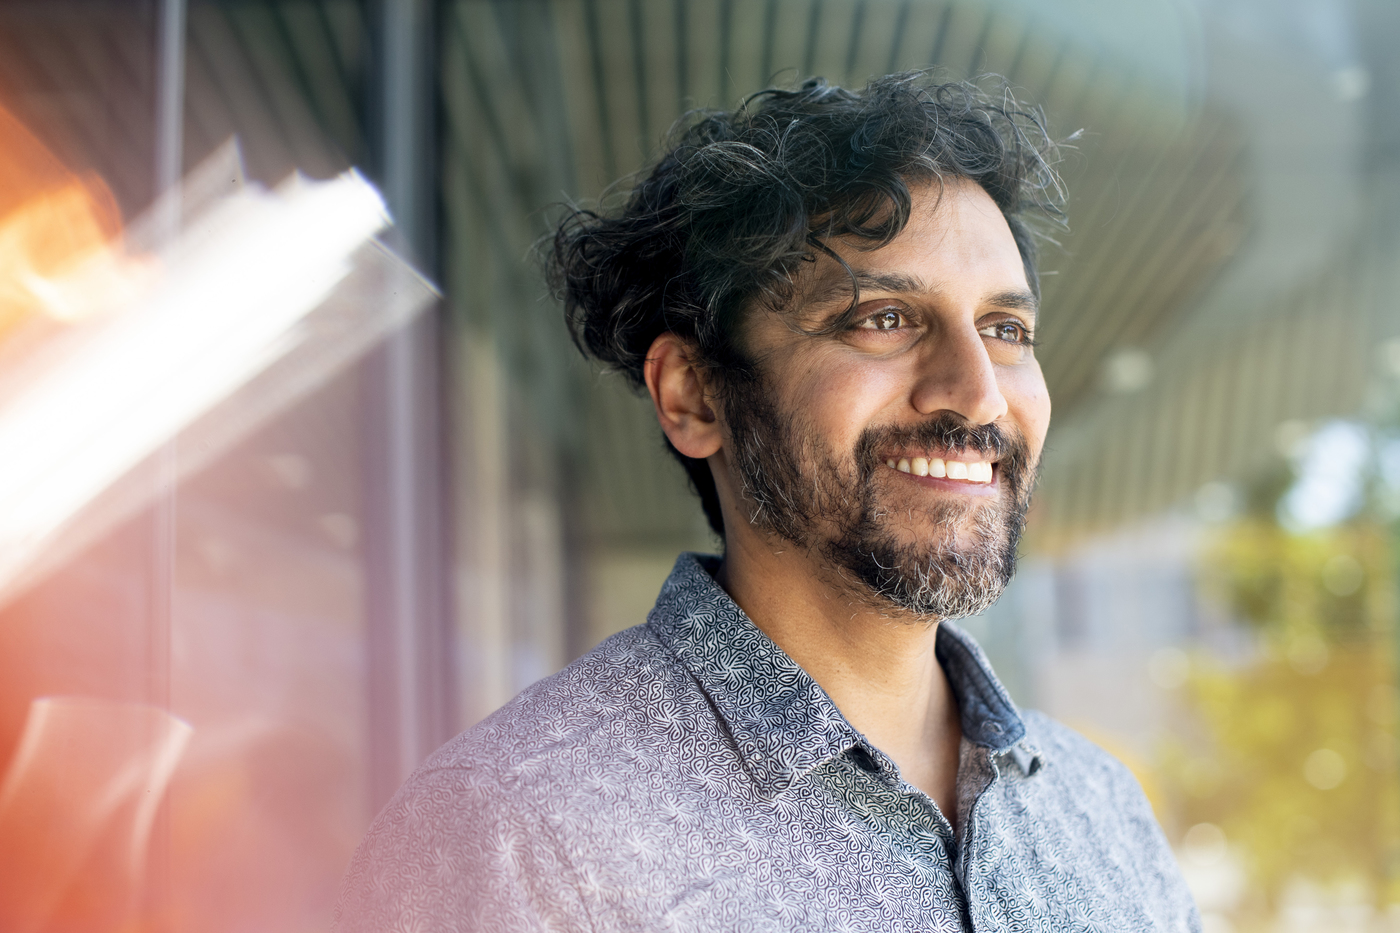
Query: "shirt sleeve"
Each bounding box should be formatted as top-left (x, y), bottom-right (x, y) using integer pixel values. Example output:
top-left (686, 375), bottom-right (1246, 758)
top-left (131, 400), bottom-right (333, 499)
top-left (331, 767), bottom-right (594, 933)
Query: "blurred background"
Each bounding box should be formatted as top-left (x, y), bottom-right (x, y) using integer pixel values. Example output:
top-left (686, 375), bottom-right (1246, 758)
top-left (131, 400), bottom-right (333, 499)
top-left (0, 0), bottom-right (1397, 931)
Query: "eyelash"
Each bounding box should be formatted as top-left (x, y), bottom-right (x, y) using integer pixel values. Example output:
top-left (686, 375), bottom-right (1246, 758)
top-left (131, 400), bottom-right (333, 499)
top-left (855, 309), bottom-right (1038, 347)
top-left (856, 308), bottom-right (905, 331)
top-left (979, 319), bottom-right (1038, 347)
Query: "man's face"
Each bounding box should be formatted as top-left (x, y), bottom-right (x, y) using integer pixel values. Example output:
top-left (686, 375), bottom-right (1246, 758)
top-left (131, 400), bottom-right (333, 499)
top-left (719, 179), bottom-right (1051, 618)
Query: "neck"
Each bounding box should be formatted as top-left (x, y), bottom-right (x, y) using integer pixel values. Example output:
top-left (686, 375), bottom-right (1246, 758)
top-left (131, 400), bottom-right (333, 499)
top-left (715, 529), bottom-right (964, 820)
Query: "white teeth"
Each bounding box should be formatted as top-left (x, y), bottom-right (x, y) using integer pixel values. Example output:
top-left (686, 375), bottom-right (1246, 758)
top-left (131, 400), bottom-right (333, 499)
top-left (887, 455), bottom-right (993, 484)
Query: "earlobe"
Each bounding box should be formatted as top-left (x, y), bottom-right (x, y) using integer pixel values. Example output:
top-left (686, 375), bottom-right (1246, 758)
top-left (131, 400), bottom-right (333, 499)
top-left (643, 333), bottom-right (723, 460)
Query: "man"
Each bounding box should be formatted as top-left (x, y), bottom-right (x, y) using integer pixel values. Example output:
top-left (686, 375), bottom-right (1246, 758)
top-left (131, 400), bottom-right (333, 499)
top-left (335, 73), bottom-right (1200, 932)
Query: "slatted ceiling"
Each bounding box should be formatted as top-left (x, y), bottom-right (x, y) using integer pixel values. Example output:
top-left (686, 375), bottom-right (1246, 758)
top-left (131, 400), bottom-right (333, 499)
top-left (190, 18), bottom-right (288, 178)
top-left (55, 27), bottom-right (149, 198)
top-left (1108, 413), bottom-right (1143, 530)
top-left (548, 3), bottom-right (605, 191)
top-left (626, 3), bottom-right (665, 137)
top-left (1115, 414), bottom-right (1148, 528)
top-left (1034, 46), bottom-right (1094, 128)
top-left (0, 0), bottom-right (1364, 552)
top-left (441, 158), bottom-right (505, 355)
top-left (579, 1), bottom-right (618, 178)
top-left (880, 0), bottom-right (928, 75)
top-left (1160, 363), bottom-right (1204, 515)
top-left (226, 6), bottom-right (319, 147)
top-left (634, 1), bottom-right (671, 152)
top-left (442, 15), bottom-right (585, 446)
top-left (186, 15), bottom-right (276, 165)
top-left (445, 17), bottom-right (582, 435)
top-left (557, 0), bottom-right (1115, 198)
top-left (591, 1), bottom-right (643, 169)
top-left (246, 2), bottom-right (366, 165)
top-left (1139, 376), bottom-right (1177, 516)
top-left (1006, 18), bottom-right (1049, 82)
top-left (18, 30), bottom-right (120, 179)
top-left (970, 8), bottom-right (1018, 77)
top-left (1214, 321), bottom-right (1256, 474)
top-left (503, 7), bottom-right (580, 197)
top-left (216, 8), bottom-right (346, 176)
top-left (1032, 235), bottom-right (1394, 549)
top-left (443, 21), bottom-right (556, 261)
top-left (580, 381), bottom-right (660, 538)
top-left (802, 0), bottom-right (851, 82)
top-left (450, 10), bottom-right (543, 205)
top-left (875, 2), bottom-right (947, 85)
top-left (0, 0), bottom-right (362, 224)
top-left (1036, 108), bottom-right (1248, 414)
top-left (440, 117), bottom-right (522, 328)
top-left (0, 5), bottom-right (158, 217)
top-left (1322, 297), bottom-right (1366, 412)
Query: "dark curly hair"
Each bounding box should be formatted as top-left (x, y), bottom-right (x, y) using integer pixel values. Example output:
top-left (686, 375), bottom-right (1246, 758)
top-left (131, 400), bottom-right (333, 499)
top-left (550, 71), bottom-right (1064, 539)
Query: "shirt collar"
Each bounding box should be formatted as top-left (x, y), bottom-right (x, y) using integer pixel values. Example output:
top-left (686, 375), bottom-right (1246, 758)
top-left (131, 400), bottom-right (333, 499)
top-left (646, 553), bottom-right (1042, 798)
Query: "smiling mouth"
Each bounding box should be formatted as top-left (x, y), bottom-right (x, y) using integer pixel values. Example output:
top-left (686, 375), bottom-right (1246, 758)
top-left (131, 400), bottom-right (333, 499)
top-left (884, 454), bottom-right (995, 484)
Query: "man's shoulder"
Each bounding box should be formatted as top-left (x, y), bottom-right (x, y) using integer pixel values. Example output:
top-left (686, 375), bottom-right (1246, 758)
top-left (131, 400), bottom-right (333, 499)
top-left (333, 623), bottom-right (716, 932)
top-left (425, 622), bottom-right (694, 781)
top-left (992, 710), bottom-right (1198, 928)
top-left (1017, 709), bottom-right (1151, 802)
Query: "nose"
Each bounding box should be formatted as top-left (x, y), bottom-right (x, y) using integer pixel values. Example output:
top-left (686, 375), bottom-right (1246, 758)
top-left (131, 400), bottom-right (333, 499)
top-left (909, 325), bottom-right (1008, 426)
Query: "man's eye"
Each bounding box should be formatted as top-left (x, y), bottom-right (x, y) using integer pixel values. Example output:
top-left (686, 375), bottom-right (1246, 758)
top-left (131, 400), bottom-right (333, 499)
top-left (978, 320), bottom-right (1034, 344)
top-left (858, 308), bottom-right (905, 331)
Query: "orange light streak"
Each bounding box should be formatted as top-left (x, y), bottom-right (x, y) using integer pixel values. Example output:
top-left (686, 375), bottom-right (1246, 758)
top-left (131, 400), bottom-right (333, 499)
top-left (0, 104), bottom-right (147, 336)
top-left (0, 101), bottom-right (431, 933)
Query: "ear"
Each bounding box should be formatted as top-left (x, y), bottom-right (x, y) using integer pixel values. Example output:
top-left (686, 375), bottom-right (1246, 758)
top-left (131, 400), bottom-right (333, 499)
top-left (643, 333), bottom-right (722, 460)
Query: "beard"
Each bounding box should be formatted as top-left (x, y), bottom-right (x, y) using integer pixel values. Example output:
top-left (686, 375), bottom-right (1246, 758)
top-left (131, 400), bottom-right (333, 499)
top-left (721, 371), bottom-right (1037, 620)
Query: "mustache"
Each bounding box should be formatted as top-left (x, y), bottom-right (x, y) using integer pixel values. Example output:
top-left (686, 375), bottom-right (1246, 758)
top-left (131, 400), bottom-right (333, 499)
top-left (853, 412), bottom-right (1036, 503)
top-left (854, 413), bottom-right (1022, 466)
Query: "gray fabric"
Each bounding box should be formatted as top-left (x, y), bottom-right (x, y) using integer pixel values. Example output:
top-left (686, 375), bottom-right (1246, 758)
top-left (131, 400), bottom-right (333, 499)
top-left (335, 553), bottom-right (1201, 932)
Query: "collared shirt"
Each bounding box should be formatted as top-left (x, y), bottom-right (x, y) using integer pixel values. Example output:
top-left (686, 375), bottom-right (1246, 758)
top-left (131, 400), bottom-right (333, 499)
top-left (335, 554), bottom-right (1201, 932)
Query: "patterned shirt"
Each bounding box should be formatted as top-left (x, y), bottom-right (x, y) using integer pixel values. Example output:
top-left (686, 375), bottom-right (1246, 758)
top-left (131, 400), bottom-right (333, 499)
top-left (335, 553), bottom-right (1201, 932)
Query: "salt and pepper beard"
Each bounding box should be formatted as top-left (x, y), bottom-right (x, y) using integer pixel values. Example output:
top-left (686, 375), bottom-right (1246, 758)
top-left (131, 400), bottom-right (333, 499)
top-left (721, 370), bottom-right (1037, 620)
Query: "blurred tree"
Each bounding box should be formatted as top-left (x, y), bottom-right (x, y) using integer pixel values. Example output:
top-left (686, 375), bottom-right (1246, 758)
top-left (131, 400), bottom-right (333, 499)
top-left (1162, 508), bottom-right (1400, 927)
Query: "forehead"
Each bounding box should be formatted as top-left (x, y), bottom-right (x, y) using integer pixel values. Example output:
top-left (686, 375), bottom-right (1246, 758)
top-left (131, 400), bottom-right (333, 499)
top-left (806, 179), bottom-right (1029, 304)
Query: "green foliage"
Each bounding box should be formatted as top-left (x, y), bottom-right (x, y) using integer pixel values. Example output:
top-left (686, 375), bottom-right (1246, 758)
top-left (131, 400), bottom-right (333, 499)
top-left (1160, 519), bottom-right (1400, 924)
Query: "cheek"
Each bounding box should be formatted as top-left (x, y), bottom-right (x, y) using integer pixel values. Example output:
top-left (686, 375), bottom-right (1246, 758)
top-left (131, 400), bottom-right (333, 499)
top-left (787, 357), bottom-right (906, 440)
top-left (999, 363), bottom-right (1051, 452)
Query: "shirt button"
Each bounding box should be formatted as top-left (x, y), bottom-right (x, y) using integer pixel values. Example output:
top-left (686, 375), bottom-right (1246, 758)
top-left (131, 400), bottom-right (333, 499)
top-left (850, 748), bottom-right (878, 772)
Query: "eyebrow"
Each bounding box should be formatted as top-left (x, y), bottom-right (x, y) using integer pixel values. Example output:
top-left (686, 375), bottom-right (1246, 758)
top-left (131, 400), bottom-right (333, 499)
top-left (804, 271), bottom-right (928, 309)
top-left (807, 271), bottom-right (1040, 322)
top-left (985, 290), bottom-right (1040, 321)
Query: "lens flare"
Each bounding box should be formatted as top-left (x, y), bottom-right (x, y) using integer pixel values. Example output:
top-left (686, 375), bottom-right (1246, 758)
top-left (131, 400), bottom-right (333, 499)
top-left (0, 105), bottom-right (148, 336)
top-left (0, 104), bottom-right (435, 933)
top-left (0, 127), bottom-right (432, 607)
top-left (0, 697), bottom-right (191, 933)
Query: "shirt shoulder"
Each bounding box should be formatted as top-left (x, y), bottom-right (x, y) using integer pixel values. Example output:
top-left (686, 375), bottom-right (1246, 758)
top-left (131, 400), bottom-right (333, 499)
top-left (332, 624), bottom-right (722, 933)
top-left (1020, 709), bottom-right (1134, 778)
top-left (1001, 710), bottom-right (1200, 931)
top-left (432, 623), bottom-right (689, 775)
top-left (1014, 708), bottom-right (1166, 842)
